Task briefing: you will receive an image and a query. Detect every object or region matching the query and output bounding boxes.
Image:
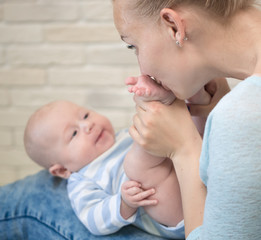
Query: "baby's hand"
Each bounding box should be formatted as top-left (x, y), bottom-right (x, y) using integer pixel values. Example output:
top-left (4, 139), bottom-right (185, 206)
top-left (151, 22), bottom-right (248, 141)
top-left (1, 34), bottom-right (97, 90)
top-left (121, 180), bottom-right (158, 209)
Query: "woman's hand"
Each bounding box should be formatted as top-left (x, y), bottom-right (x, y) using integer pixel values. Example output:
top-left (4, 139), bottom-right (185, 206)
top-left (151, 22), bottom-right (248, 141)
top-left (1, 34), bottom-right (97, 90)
top-left (129, 98), bottom-right (202, 162)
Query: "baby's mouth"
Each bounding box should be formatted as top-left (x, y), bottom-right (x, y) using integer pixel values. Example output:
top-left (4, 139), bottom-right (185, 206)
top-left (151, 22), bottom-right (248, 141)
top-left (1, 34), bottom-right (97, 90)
top-left (95, 129), bottom-right (104, 143)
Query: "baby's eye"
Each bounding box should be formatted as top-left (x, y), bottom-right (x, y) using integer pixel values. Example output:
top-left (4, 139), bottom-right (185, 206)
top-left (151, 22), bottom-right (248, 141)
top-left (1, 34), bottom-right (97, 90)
top-left (83, 113), bottom-right (89, 119)
top-left (72, 130), bottom-right (77, 138)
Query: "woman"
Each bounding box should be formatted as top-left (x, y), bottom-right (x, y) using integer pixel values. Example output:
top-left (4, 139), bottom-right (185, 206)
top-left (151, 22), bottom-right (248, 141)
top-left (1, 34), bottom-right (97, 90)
top-left (113, 0), bottom-right (261, 239)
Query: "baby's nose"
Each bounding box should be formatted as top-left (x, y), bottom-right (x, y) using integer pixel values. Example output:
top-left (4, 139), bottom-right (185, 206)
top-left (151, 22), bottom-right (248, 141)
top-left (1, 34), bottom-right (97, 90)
top-left (81, 121), bottom-right (94, 133)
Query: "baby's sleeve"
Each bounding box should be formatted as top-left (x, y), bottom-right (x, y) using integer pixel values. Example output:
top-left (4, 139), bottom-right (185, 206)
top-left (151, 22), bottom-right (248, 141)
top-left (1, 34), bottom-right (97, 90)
top-left (67, 173), bottom-right (137, 236)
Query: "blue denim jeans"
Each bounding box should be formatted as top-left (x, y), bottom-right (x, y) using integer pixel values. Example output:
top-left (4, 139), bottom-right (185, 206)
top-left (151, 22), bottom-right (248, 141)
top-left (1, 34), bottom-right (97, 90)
top-left (0, 170), bottom-right (168, 240)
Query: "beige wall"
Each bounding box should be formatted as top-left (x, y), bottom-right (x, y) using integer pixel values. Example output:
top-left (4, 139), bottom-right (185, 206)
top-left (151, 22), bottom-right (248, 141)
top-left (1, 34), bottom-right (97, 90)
top-left (0, 0), bottom-right (140, 185)
top-left (0, 0), bottom-right (241, 186)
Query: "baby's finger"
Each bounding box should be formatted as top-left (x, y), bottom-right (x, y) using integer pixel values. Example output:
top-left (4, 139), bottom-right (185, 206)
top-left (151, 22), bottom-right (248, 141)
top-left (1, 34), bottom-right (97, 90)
top-left (126, 186), bottom-right (143, 196)
top-left (133, 188), bottom-right (156, 201)
top-left (137, 199), bottom-right (158, 207)
top-left (122, 181), bottom-right (141, 190)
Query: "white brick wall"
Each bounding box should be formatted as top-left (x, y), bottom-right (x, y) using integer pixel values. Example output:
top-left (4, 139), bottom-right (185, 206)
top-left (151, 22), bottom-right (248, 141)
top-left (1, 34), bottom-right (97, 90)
top-left (0, 0), bottom-right (139, 186)
top-left (0, 0), bottom-right (240, 186)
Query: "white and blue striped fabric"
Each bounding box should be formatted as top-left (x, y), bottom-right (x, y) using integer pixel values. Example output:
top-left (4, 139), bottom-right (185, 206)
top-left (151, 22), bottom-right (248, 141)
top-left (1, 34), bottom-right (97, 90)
top-left (67, 129), bottom-right (184, 239)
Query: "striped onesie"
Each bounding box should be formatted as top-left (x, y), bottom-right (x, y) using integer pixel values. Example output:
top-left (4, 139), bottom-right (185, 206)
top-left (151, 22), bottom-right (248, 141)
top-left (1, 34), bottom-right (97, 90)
top-left (67, 129), bottom-right (184, 239)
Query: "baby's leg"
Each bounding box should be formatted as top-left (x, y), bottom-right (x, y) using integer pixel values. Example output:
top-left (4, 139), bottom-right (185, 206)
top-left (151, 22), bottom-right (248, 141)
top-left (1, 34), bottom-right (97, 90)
top-left (125, 75), bottom-right (175, 105)
top-left (188, 87), bottom-right (211, 105)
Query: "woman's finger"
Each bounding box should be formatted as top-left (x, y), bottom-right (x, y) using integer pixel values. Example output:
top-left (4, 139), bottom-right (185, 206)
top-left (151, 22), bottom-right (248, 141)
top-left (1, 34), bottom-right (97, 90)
top-left (129, 124), bottom-right (145, 147)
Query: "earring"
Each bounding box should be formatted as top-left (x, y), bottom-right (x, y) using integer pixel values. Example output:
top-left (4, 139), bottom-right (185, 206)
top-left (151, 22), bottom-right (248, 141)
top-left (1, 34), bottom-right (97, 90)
top-left (176, 36), bottom-right (188, 48)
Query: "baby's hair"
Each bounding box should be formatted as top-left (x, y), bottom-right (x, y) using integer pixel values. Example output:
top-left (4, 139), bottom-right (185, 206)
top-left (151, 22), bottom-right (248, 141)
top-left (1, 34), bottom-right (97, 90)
top-left (24, 102), bottom-right (57, 169)
top-left (131, 0), bottom-right (258, 19)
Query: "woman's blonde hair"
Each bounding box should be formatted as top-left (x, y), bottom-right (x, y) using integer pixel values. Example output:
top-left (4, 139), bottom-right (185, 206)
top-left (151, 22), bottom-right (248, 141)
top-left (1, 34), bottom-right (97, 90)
top-left (133, 0), bottom-right (258, 19)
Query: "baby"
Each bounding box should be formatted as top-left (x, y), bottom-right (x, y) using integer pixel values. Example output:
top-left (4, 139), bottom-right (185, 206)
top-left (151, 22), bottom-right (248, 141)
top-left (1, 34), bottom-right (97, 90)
top-left (24, 99), bottom-right (184, 239)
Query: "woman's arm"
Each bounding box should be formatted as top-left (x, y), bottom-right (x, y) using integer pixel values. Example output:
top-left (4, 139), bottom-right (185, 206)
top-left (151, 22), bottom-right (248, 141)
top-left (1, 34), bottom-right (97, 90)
top-left (173, 147), bottom-right (206, 237)
top-left (129, 78), bottom-right (230, 237)
top-left (129, 99), bottom-right (206, 237)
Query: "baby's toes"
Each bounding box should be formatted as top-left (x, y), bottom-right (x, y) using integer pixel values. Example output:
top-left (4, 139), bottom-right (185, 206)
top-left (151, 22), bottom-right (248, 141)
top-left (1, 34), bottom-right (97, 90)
top-left (136, 89), bottom-right (144, 96)
top-left (145, 89), bottom-right (151, 96)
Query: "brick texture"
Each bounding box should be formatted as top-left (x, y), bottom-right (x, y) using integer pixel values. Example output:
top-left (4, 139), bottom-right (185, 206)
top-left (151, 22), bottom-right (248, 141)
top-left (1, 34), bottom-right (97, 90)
top-left (0, 0), bottom-right (239, 186)
top-left (0, 0), bottom-right (139, 185)
top-left (0, 47), bottom-right (4, 65)
top-left (4, 4), bottom-right (79, 22)
top-left (0, 25), bottom-right (42, 43)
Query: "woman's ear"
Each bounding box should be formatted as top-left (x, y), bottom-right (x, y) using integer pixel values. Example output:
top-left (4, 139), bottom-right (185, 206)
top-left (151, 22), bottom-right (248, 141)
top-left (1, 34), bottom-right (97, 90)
top-left (160, 8), bottom-right (186, 47)
top-left (49, 164), bottom-right (71, 179)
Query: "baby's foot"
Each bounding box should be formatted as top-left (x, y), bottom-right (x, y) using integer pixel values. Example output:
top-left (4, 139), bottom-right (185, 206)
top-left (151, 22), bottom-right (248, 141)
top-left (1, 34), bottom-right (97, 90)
top-left (125, 75), bottom-right (175, 105)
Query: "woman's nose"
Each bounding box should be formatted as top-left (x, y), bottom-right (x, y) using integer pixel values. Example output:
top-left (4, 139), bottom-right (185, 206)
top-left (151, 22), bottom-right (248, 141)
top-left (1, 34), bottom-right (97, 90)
top-left (80, 121), bottom-right (94, 133)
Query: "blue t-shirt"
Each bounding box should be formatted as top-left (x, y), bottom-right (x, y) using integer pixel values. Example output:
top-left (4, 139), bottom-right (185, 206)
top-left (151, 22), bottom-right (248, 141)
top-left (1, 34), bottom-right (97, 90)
top-left (188, 76), bottom-right (261, 239)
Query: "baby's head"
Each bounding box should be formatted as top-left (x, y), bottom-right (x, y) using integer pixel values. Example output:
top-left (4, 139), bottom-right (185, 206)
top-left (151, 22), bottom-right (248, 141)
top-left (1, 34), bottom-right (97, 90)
top-left (24, 100), bottom-right (115, 179)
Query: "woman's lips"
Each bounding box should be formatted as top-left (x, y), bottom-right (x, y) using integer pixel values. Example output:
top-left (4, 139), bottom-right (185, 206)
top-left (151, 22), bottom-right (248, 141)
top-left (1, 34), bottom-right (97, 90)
top-left (148, 75), bottom-right (171, 91)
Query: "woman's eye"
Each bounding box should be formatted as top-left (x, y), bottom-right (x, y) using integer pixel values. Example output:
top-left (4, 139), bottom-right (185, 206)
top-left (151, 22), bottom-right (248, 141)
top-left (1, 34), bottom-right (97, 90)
top-left (127, 45), bottom-right (135, 50)
top-left (84, 113), bottom-right (89, 119)
top-left (72, 130), bottom-right (77, 138)
top-left (126, 45), bottom-right (138, 55)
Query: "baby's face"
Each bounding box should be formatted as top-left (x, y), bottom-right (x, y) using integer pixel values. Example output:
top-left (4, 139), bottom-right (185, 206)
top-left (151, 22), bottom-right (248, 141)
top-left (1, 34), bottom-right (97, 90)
top-left (43, 101), bottom-right (115, 172)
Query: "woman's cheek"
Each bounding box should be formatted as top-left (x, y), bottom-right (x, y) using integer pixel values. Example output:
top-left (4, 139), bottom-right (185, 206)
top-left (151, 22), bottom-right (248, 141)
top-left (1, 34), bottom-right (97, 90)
top-left (138, 54), bottom-right (155, 75)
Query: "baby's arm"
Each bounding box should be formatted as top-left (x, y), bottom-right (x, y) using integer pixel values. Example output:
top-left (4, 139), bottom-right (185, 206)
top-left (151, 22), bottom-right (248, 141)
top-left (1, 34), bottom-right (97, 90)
top-left (120, 180), bottom-right (157, 220)
top-left (125, 75), bottom-right (175, 105)
top-left (68, 176), bottom-right (136, 236)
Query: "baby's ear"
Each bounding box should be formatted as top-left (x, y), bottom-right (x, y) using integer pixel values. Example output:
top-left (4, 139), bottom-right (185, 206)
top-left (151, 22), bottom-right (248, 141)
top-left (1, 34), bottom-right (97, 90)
top-left (49, 164), bottom-right (71, 179)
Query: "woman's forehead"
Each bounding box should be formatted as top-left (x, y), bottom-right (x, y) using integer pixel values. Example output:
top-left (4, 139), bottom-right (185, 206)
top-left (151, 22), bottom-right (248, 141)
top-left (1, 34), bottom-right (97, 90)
top-left (113, 0), bottom-right (139, 23)
top-left (113, 0), bottom-right (147, 38)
